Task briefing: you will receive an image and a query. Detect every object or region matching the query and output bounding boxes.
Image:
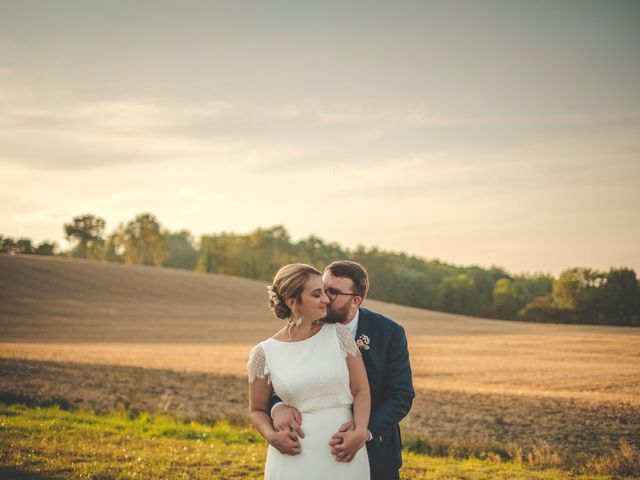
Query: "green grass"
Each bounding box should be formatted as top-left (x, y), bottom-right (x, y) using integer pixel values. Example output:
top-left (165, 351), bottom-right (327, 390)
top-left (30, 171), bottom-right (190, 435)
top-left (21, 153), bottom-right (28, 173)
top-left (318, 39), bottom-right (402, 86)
top-left (0, 403), bottom-right (632, 480)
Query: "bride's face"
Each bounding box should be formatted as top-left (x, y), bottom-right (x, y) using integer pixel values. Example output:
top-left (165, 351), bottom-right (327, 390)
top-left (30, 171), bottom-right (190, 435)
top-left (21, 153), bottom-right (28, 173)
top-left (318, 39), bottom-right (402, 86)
top-left (293, 274), bottom-right (329, 321)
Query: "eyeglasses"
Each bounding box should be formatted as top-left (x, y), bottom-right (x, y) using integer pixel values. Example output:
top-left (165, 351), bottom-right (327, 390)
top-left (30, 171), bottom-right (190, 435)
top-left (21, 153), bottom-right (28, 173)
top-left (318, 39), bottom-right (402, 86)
top-left (325, 287), bottom-right (361, 301)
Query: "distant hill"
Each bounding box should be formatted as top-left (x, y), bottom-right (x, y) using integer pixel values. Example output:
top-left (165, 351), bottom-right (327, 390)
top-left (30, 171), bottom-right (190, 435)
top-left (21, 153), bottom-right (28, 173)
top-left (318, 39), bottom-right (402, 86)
top-left (5, 221), bottom-right (638, 326)
top-left (2, 253), bottom-right (639, 412)
top-left (0, 254), bottom-right (566, 344)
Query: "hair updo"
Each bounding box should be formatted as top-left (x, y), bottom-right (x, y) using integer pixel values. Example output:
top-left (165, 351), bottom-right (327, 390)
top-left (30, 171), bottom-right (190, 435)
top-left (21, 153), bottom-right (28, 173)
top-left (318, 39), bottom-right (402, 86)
top-left (268, 263), bottom-right (322, 320)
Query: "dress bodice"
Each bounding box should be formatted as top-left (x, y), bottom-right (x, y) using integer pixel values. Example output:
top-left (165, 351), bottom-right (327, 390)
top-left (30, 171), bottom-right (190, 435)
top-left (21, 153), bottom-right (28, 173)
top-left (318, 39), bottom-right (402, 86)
top-left (247, 323), bottom-right (359, 412)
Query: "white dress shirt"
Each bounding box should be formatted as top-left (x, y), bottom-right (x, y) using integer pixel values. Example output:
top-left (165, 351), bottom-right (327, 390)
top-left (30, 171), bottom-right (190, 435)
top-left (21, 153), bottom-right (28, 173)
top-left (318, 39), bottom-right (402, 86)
top-left (344, 309), bottom-right (360, 339)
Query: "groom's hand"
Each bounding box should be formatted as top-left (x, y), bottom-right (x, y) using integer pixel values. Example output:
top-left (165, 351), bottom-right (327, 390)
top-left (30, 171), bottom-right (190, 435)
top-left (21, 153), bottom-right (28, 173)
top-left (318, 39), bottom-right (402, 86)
top-left (272, 404), bottom-right (305, 439)
top-left (267, 430), bottom-right (301, 455)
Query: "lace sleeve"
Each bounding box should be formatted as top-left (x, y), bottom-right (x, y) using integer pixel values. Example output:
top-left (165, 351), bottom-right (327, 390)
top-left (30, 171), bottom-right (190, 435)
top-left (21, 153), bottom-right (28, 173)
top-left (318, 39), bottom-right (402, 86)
top-left (247, 344), bottom-right (270, 383)
top-left (335, 323), bottom-right (359, 357)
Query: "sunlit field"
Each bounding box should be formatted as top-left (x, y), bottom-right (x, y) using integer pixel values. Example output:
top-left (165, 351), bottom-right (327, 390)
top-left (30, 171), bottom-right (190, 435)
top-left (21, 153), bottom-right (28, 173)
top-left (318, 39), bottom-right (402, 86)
top-left (3, 402), bottom-right (626, 480)
top-left (1, 254), bottom-right (639, 476)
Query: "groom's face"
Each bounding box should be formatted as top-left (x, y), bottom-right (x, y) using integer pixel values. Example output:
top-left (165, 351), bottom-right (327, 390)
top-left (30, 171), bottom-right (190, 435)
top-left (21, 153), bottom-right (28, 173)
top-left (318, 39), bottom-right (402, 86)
top-left (322, 271), bottom-right (359, 324)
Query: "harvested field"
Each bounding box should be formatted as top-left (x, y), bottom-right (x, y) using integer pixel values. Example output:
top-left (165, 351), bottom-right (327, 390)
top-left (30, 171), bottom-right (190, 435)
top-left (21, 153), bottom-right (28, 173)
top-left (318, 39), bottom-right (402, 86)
top-left (1, 254), bottom-right (639, 464)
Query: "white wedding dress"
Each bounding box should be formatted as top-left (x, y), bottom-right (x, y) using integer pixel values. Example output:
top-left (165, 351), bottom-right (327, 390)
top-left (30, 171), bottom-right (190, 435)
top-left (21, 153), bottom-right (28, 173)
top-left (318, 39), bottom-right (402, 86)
top-left (247, 322), bottom-right (370, 480)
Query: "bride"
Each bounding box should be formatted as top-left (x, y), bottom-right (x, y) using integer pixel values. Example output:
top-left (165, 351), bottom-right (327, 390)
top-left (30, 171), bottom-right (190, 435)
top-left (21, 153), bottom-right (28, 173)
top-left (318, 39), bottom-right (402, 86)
top-left (247, 263), bottom-right (370, 479)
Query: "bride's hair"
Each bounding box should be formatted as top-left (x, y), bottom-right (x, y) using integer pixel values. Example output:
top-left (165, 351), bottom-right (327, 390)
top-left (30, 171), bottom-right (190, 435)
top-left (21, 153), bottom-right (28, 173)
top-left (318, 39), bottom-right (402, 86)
top-left (269, 263), bottom-right (322, 320)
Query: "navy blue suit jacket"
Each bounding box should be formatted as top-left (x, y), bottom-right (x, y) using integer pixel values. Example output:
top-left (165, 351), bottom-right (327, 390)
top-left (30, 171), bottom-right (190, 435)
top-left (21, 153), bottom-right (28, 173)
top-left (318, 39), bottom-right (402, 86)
top-left (270, 307), bottom-right (415, 478)
top-left (356, 307), bottom-right (415, 478)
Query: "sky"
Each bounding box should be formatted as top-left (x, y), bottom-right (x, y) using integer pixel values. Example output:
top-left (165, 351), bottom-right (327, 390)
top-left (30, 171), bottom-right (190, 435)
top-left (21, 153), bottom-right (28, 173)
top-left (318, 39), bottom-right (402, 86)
top-left (1, 0), bottom-right (639, 276)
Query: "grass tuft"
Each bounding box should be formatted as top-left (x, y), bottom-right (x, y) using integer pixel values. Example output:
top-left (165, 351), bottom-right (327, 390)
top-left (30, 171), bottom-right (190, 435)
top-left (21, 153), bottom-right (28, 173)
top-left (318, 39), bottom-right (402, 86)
top-left (586, 439), bottom-right (640, 476)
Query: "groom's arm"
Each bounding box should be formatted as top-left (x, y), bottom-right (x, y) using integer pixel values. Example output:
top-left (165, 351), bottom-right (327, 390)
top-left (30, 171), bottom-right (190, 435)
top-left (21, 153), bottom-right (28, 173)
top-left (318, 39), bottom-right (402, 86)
top-left (368, 324), bottom-right (415, 445)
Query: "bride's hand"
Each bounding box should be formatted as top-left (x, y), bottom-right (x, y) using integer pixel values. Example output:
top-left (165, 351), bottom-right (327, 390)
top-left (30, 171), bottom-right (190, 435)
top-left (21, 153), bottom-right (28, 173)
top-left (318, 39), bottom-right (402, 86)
top-left (267, 429), bottom-right (301, 455)
top-left (329, 426), bottom-right (368, 462)
top-left (335, 421), bottom-right (355, 433)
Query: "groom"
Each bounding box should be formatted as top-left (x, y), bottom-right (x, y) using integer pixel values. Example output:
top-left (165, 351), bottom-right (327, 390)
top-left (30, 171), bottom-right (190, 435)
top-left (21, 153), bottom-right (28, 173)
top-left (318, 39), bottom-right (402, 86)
top-left (270, 260), bottom-right (415, 480)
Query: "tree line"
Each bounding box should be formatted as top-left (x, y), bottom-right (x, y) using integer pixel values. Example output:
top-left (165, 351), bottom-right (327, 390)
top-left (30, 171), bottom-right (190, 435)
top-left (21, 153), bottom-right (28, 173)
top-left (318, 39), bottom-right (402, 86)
top-left (2, 212), bottom-right (638, 327)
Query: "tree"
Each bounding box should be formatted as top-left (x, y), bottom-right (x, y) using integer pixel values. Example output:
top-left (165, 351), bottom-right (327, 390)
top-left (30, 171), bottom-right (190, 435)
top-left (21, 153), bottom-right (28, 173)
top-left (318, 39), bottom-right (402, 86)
top-left (246, 225), bottom-right (292, 280)
top-left (165, 230), bottom-right (198, 270)
top-left (551, 267), bottom-right (639, 325)
top-left (34, 241), bottom-right (57, 256)
top-left (295, 235), bottom-right (346, 270)
top-left (435, 273), bottom-right (479, 314)
top-left (99, 233), bottom-right (123, 263)
top-left (516, 273), bottom-right (553, 300)
top-left (1, 236), bottom-right (16, 253)
top-left (552, 268), bottom-right (604, 313)
top-left (114, 213), bottom-right (168, 267)
top-left (197, 226), bottom-right (295, 279)
top-left (599, 268), bottom-right (640, 326)
top-left (517, 296), bottom-right (565, 323)
top-left (492, 278), bottom-right (527, 319)
top-left (1, 236), bottom-right (34, 254)
top-left (15, 238), bottom-right (34, 254)
top-left (463, 266), bottom-right (496, 316)
top-left (64, 214), bottom-right (106, 259)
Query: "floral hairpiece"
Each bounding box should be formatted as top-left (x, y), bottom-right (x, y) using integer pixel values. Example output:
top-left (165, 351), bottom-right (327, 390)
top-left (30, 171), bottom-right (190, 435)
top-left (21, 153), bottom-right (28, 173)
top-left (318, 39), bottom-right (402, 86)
top-left (266, 285), bottom-right (280, 305)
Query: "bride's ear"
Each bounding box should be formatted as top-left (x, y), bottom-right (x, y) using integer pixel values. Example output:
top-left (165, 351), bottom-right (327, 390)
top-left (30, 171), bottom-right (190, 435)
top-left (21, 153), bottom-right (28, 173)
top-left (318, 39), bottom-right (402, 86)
top-left (285, 297), bottom-right (295, 311)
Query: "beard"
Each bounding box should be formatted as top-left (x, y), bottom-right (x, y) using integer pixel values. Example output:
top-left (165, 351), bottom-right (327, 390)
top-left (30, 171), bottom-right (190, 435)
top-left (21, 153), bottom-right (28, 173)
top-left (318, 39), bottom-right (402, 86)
top-left (324, 303), bottom-right (350, 324)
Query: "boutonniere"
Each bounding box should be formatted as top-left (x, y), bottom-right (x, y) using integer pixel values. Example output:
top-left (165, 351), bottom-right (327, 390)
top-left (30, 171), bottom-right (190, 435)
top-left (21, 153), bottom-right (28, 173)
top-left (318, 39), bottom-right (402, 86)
top-left (356, 333), bottom-right (370, 352)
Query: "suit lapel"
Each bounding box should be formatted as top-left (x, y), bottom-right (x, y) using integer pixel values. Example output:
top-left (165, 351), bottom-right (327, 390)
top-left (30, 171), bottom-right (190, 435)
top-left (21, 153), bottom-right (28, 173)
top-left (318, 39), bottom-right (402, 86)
top-left (356, 307), bottom-right (371, 339)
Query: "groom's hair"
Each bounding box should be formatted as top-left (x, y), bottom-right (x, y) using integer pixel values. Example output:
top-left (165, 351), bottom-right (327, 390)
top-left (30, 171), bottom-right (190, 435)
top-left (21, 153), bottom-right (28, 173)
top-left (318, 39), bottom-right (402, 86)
top-left (324, 260), bottom-right (369, 299)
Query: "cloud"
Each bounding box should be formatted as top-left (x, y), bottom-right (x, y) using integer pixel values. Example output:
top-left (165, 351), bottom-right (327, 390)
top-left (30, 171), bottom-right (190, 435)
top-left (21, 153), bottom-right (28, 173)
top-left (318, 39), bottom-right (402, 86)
top-left (0, 77), bottom-right (304, 171)
top-left (3, 66), bottom-right (639, 176)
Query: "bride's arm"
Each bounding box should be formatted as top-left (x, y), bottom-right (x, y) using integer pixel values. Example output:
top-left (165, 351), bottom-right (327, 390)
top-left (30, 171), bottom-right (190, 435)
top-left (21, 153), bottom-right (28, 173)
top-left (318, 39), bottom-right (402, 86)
top-left (331, 353), bottom-right (371, 462)
top-left (249, 378), bottom-right (301, 455)
top-left (347, 353), bottom-right (371, 437)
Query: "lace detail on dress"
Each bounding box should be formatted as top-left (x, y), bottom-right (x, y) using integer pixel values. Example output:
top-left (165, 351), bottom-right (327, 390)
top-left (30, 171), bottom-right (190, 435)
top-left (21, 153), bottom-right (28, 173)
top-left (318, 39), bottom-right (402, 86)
top-left (335, 323), bottom-right (359, 357)
top-left (247, 344), bottom-right (270, 383)
top-left (258, 324), bottom-right (355, 413)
